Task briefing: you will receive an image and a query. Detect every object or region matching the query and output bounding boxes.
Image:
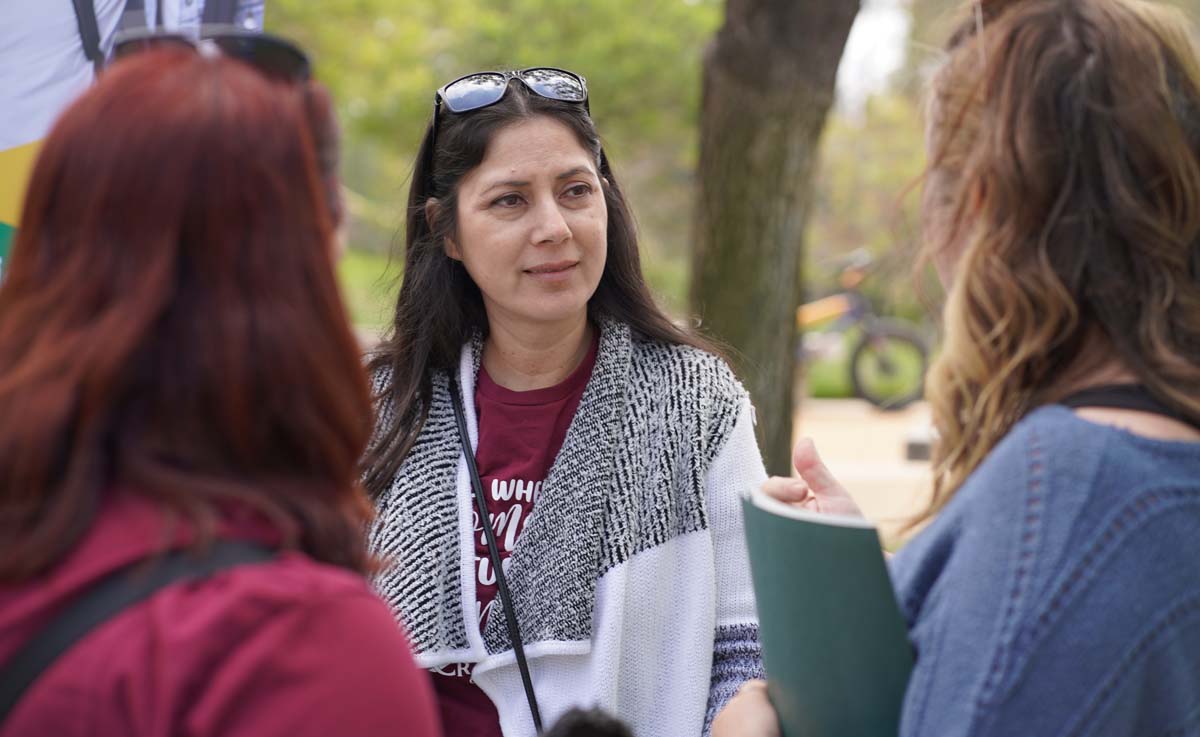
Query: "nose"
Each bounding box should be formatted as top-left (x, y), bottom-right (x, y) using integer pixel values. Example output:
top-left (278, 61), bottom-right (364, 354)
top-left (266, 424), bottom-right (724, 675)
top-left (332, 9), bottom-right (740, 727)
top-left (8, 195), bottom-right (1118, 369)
top-left (529, 198), bottom-right (572, 246)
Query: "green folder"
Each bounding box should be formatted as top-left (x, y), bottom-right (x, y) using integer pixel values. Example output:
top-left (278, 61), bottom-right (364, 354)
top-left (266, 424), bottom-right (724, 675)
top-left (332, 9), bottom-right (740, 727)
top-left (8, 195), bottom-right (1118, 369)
top-left (741, 489), bottom-right (913, 737)
top-left (0, 222), bottom-right (14, 280)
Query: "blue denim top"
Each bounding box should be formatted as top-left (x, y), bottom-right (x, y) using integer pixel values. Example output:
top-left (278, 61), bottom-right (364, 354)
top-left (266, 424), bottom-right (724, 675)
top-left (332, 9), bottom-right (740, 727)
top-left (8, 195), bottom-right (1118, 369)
top-left (891, 406), bottom-right (1200, 737)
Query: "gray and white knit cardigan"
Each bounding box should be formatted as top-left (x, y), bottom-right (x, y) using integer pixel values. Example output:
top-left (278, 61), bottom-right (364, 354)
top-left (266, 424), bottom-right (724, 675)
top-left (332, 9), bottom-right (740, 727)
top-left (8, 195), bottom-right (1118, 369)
top-left (369, 318), bottom-right (766, 737)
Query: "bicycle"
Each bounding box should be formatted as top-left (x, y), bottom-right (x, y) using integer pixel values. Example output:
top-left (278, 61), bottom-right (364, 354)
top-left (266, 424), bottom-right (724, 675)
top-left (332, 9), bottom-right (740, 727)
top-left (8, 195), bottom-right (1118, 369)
top-left (797, 250), bottom-right (930, 411)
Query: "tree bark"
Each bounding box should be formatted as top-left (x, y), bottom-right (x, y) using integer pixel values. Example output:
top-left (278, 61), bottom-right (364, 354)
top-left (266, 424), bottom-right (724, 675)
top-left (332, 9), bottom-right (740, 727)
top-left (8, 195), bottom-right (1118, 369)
top-left (691, 0), bottom-right (859, 475)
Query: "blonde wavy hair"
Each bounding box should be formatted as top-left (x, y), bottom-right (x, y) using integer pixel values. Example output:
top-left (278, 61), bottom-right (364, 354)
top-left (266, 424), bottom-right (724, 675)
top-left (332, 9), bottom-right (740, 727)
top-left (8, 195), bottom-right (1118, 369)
top-left (919, 0), bottom-right (1200, 522)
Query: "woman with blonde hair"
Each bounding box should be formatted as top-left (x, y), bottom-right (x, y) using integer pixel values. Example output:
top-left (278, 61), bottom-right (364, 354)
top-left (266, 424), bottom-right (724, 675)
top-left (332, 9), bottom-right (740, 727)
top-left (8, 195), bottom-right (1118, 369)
top-left (714, 0), bottom-right (1200, 735)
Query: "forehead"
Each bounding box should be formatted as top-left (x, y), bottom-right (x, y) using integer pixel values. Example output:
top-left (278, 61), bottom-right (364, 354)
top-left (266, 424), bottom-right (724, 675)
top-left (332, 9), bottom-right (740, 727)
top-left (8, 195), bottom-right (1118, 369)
top-left (471, 116), bottom-right (596, 181)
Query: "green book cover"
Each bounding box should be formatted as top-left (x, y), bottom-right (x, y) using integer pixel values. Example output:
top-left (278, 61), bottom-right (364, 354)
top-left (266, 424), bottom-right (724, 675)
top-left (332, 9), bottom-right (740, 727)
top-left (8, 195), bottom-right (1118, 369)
top-left (0, 222), bottom-right (14, 281)
top-left (741, 489), bottom-right (914, 737)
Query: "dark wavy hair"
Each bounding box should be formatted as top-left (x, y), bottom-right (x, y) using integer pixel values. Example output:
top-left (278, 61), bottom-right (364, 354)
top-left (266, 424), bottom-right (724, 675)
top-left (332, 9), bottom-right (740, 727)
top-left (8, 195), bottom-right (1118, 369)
top-left (919, 0), bottom-right (1200, 520)
top-left (363, 80), bottom-right (713, 498)
top-left (0, 49), bottom-right (375, 580)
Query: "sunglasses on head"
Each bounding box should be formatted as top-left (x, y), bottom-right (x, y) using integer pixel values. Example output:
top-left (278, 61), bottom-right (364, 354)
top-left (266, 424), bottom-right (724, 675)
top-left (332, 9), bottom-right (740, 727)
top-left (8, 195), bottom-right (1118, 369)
top-left (435, 67), bottom-right (589, 115)
top-left (109, 26), bottom-right (311, 82)
top-left (426, 67), bottom-right (600, 192)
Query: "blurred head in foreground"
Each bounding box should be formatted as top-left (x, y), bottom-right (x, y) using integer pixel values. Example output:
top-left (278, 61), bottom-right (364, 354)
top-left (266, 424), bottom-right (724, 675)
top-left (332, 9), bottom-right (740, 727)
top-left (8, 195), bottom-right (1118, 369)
top-left (920, 0), bottom-right (1200, 516)
top-left (0, 46), bottom-right (373, 580)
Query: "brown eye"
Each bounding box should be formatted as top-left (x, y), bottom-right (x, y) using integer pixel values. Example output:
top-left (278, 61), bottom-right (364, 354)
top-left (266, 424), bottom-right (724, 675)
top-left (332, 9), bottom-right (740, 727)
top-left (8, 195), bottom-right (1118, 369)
top-left (492, 193), bottom-right (525, 208)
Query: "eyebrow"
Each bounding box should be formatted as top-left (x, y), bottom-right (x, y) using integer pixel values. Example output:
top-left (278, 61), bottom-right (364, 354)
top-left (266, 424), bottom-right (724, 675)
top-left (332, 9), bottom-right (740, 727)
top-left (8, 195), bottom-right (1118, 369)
top-left (555, 166), bottom-right (593, 181)
top-left (480, 166), bottom-right (595, 194)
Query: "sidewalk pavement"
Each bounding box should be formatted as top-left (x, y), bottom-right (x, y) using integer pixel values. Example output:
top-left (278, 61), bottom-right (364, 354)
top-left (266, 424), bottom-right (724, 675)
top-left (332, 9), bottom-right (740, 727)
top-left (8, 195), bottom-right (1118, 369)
top-left (793, 398), bottom-right (934, 548)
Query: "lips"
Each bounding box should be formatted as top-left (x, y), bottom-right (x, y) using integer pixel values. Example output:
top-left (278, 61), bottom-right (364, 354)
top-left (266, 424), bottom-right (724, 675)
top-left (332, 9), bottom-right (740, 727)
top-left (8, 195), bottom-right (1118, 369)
top-left (525, 260), bottom-right (578, 274)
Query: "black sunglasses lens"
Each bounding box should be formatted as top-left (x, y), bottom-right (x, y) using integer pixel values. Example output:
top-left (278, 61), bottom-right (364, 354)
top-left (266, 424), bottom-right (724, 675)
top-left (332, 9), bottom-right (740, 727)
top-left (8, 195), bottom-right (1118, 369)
top-left (520, 68), bottom-right (586, 103)
top-left (212, 36), bottom-right (311, 81)
top-left (442, 73), bottom-right (508, 113)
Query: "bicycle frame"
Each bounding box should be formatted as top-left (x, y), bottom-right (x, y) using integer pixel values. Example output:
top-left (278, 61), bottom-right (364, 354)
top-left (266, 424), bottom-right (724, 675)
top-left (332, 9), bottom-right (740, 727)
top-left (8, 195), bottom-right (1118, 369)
top-left (796, 290), bottom-right (870, 331)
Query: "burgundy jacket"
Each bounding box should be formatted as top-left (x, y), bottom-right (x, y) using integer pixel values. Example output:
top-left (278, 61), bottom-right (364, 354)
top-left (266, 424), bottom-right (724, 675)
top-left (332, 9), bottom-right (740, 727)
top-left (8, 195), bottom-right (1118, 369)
top-left (0, 492), bottom-right (441, 737)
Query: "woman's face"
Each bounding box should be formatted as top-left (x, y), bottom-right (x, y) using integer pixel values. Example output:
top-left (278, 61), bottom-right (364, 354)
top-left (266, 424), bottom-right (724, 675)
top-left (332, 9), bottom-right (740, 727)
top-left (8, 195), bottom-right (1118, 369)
top-left (446, 115), bottom-right (607, 333)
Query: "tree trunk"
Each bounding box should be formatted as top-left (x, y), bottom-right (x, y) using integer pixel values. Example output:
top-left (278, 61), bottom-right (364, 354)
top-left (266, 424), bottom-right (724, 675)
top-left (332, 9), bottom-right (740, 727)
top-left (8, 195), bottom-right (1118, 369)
top-left (691, 0), bottom-right (859, 476)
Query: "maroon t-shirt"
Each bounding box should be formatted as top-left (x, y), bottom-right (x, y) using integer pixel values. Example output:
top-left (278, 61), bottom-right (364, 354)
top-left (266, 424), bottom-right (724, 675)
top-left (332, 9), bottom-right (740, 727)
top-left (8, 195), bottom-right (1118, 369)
top-left (432, 333), bottom-right (599, 736)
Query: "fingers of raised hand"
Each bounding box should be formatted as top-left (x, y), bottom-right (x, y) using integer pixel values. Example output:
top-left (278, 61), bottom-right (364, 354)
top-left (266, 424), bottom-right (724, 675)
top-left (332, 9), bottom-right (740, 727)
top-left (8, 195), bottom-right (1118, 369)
top-left (761, 476), bottom-right (810, 503)
top-left (791, 437), bottom-right (841, 496)
top-left (789, 437), bottom-right (866, 518)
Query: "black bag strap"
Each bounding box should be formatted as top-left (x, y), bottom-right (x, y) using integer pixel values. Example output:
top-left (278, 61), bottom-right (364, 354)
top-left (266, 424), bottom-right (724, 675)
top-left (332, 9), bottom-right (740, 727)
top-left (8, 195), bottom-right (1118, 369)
top-left (202, 0), bottom-right (240, 25)
top-left (0, 539), bottom-right (274, 723)
top-left (69, 0), bottom-right (105, 77)
top-left (450, 378), bottom-right (544, 735)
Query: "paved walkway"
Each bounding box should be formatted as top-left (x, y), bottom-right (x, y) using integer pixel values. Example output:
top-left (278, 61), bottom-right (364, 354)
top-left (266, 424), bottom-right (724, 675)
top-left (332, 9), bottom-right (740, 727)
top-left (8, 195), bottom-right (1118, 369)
top-left (793, 398), bottom-right (934, 547)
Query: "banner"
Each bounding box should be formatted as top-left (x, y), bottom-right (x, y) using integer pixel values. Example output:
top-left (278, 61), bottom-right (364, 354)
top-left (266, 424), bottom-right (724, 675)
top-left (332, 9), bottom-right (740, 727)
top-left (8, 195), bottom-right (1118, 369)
top-left (0, 1), bottom-right (266, 277)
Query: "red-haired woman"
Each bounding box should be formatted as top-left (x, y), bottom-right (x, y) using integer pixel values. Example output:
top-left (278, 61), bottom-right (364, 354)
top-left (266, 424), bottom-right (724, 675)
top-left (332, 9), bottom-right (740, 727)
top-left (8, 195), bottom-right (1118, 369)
top-left (0, 35), bottom-right (440, 737)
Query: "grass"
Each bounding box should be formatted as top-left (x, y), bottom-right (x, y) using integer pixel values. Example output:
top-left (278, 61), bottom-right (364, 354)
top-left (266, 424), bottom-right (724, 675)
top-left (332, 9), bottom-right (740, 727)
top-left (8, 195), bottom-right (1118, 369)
top-left (806, 352), bottom-right (855, 398)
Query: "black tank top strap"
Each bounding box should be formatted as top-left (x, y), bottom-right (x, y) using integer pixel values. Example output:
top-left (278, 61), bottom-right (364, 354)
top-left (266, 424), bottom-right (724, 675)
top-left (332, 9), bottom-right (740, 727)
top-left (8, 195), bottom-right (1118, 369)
top-left (1058, 384), bottom-right (1200, 430)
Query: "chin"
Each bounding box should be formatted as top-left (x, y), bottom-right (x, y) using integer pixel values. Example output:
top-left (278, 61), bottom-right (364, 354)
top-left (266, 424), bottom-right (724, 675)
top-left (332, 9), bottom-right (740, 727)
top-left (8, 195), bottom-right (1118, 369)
top-left (521, 293), bottom-right (593, 325)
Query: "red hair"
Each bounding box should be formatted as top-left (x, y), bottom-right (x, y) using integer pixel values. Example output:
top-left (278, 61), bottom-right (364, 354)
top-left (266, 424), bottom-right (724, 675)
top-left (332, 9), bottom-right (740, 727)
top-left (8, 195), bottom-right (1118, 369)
top-left (0, 49), bottom-right (374, 579)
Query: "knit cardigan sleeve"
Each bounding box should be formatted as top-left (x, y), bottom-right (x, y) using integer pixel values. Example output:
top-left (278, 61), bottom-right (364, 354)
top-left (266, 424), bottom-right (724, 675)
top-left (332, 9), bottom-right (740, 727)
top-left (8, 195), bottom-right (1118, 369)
top-left (702, 395), bottom-right (768, 733)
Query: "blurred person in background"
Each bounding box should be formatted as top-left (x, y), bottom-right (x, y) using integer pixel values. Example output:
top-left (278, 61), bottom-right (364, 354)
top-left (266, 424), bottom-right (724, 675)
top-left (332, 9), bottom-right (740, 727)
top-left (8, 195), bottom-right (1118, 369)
top-left (0, 34), bottom-right (439, 737)
top-left (363, 69), bottom-right (766, 737)
top-left (0, 1), bottom-right (266, 278)
top-left (714, 0), bottom-right (1200, 735)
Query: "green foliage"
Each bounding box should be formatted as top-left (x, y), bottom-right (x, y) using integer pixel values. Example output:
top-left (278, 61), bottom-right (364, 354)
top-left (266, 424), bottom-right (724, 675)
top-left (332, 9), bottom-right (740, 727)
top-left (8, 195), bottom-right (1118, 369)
top-left (267, 0), bottom-right (723, 260)
top-left (806, 93), bottom-right (931, 322)
top-left (805, 350), bottom-right (853, 399)
top-left (640, 249), bottom-right (689, 314)
top-left (271, 1), bottom-right (947, 331)
top-left (337, 247), bottom-right (399, 329)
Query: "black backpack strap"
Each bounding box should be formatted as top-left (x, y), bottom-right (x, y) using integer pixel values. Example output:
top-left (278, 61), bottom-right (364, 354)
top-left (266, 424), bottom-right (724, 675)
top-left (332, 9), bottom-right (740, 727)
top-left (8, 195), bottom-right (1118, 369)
top-left (69, 0), bottom-right (105, 77)
top-left (117, 0), bottom-right (150, 31)
top-left (202, 0), bottom-right (240, 24)
top-left (0, 540), bottom-right (274, 723)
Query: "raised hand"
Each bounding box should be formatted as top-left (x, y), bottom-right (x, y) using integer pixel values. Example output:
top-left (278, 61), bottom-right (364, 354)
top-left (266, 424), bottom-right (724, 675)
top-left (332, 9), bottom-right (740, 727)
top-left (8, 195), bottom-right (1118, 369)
top-left (760, 437), bottom-right (863, 518)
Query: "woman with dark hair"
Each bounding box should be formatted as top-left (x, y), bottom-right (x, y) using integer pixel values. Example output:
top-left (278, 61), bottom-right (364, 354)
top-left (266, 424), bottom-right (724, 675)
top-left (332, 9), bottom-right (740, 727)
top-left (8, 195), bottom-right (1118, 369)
top-left (364, 70), bottom-right (766, 737)
top-left (714, 1), bottom-right (1200, 735)
top-left (0, 37), bottom-right (439, 737)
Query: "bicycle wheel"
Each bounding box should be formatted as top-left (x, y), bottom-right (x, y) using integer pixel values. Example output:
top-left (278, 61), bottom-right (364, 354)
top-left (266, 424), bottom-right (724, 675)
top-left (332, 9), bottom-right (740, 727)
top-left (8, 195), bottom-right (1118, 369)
top-left (849, 320), bottom-right (929, 411)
